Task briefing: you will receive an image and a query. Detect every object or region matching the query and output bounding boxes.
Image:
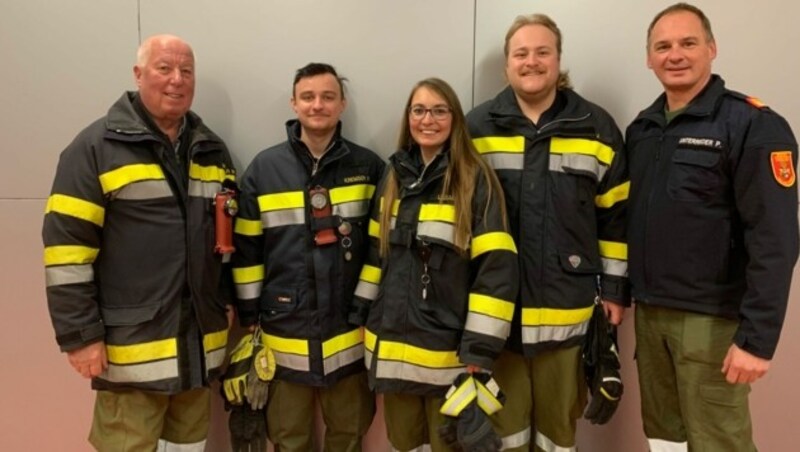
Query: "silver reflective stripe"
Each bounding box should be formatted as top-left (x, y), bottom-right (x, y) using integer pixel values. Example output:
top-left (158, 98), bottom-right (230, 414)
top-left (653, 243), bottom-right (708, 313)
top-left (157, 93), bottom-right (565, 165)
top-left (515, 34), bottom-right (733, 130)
top-left (484, 153), bottom-right (524, 171)
top-left (112, 180), bottom-right (173, 200)
top-left (188, 180), bottom-right (222, 199)
top-left (501, 426), bottom-right (531, 450)
top-left (235, 281), bottom-right (262, 301)
top-left (648, 439), bottom-right (689, 452)
top-left (45, 264), bottom-right (93, 287)
top-left (221, 253), bottom-right (231, 263)
top-left (549, 153), bottom-right (607, 182)
top-left (205, 347), bottom-right (226, 372)
top-left (333, 200), bottom-right (369, 218)
top-left (375, 360), bottom-right (463, 386)
top-left (156, 438), bottom-right (207, 452)
top-left (273, 350), bottom-right (310, 372)
top-left (602, 257), bottom-right (627, 277)
top-left (535, 430), bottom-right (575, 452)
top-left (521, 321), bottom-right (589, 345)
top-left (417, 221), bottom-right (456, 246)
top-left (323, 344), bottom-right (364, 375)
top-left (100, 358), bottom-right (179, 383)
top-left (465, 313), bottom-right (511, 340)
top-left (364, 349), bottom-right (373, 370)
top-left (261, 208), bottom-right (305, 228)
top-left (391, 445), bottom-right (427, 452)
top-left (354, 280), bottom-right (379, 301)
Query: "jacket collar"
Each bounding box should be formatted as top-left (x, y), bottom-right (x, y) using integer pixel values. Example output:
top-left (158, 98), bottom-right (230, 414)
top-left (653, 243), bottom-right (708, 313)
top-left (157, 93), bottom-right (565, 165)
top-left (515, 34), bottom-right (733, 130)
top-left (486, 86), bottom-right (592, 130)
top-left (636, 74), bottom-right (726, 125)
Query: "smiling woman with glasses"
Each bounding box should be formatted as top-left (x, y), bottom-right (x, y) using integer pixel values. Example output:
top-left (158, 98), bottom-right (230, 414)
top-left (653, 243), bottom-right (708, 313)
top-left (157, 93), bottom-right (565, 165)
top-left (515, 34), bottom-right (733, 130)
top-left (348, 78), bottom-right (519, 451)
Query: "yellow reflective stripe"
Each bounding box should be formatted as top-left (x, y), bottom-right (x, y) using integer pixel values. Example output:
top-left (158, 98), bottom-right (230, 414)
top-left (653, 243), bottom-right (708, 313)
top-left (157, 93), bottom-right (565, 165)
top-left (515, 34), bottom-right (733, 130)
top-left (99, 164), bottom-right (165, 194)
top-left (595, 181), bottom-right (630, 208)
top-left (419, 203), bottom-right (456, 223)
top-left (378, 340), bottom-right (461, 368)
top-left (440, 376), bottom-right (477, 416)
top-left (471, 232), bottom-right (517, 259)
top-left (368, 219), bottom-right (380, 238)
top-left (472, 136), bottom-right (525, 154)
top-left (188, 163), bottom-right (231, 182)
top-left (258, 191), bottom-right (305, 212)
top-left (364, 328), bottom-right (377, 352)
top-left (43, 245), bottom-right (99, 266)
top-left (521, 306), bottom-right (594, 326)
top-left (232, 265), bottom-right (264, 284)
top-left (106, 338), bottom-right (177, 364)
top-left (550, 137), bottom-right (615, 166)
top-left (391, 200), bottom-right (400, 215)
top-left (203, 329), bottom-right (228, 352)
top-left (45, 194), bottom-right (105, 227)
top-left (234, 217), bottom-right (263, 236)
top-left (469, 293), bottom-right (515, 321)
top-left (599, 240), bottom-right (627, 260)
top-left (330, 184), bottom-right (376, 204)
top-left (322, 329), bottom-right (363, 358)
top-left (263, 333), bottom-right (309, 356)
top-left (359, 264), bottom-right (382, 284)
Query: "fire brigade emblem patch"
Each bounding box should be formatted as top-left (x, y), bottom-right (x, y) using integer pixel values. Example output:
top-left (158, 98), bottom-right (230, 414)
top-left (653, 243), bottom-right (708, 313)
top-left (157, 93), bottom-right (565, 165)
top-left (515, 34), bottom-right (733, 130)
top-left (770, 151), bottom-right (795, 187)
top-left (568, 255), bottom-right (581, 269)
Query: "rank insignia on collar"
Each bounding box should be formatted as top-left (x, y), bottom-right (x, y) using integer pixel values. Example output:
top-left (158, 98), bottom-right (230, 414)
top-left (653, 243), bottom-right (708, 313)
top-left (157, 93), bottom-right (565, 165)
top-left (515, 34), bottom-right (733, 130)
top-left (770, 151), bottom-right (795, 187)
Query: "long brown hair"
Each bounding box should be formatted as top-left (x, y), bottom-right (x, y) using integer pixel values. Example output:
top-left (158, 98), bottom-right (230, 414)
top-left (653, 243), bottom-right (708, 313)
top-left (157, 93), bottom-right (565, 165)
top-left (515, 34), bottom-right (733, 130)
top-left (379, 78), bottom-right (507, 256)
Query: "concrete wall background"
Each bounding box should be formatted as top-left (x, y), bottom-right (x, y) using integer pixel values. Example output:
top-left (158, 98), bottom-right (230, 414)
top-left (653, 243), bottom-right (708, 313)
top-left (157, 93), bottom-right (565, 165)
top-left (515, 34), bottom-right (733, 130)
top-left (1, 1), bottom-right (797, 450)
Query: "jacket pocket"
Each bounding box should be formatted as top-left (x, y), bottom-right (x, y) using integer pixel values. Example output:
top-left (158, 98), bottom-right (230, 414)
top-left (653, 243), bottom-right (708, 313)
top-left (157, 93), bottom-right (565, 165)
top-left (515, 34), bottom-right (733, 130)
top-left (260, 286), bottom-right (298, 319)
top-left (668, 148), bottom-right (722, 202)
top-left (101, 302), bottom-right (161, 326)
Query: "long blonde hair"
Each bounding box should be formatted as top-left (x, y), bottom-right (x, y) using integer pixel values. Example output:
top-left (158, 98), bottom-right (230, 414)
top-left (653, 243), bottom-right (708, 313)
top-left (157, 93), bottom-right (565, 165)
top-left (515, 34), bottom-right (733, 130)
top-left (379, 78), bottom-right (507, 257)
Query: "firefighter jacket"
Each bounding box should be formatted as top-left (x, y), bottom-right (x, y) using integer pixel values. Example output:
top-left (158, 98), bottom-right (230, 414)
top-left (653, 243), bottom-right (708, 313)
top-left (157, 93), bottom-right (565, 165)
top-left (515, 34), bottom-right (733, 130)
top-left (43, 92), bottom-right (236, 393)
top-left (350, 147), bottom-right (519, 396)
top-left (232, 120), bottom-right (385, 387)
top-left (466, 87), bottom-right (630, 357)
top-left (626, 74), bottom-right (799, 359)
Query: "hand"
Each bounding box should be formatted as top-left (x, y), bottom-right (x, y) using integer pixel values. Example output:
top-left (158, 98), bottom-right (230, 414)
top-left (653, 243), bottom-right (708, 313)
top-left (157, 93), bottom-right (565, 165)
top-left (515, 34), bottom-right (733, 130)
top-left (722, 344), bottom-right (771, 384)
top-left (466, 364), bottom-right (483, 374)
top-left (602, 299), bottom-right (625, 326)
top-left (67, 341), bottom-right (108, 379)
top-left (226, 304), bottom-right (236, 330)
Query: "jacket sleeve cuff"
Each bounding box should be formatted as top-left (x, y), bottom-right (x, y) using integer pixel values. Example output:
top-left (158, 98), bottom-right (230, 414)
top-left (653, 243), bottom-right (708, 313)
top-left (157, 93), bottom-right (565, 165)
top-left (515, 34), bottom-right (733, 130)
top-left (601, 276), bottom-right (631, 306)
top-left (57, 320), bottom-right (105, 352)
top-left (733, 329), bottom-right (776, 360)
top-left (347, 299), bottom-right (370, 327)
top-left (236, 299), bottom-right (260, 327)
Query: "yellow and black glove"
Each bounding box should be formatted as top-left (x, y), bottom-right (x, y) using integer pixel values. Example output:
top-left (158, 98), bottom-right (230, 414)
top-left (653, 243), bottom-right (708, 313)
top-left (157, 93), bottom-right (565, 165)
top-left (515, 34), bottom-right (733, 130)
top-left (583, 303), bottom-right (624, 425)
top-left (438, 372), bottom-right (503, 452)
top-left (221, 333), bottom-right (258, 406)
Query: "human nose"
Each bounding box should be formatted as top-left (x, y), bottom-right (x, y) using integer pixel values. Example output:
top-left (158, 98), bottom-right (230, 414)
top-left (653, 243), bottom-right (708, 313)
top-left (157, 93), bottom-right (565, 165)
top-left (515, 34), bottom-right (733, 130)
top-left (168, 68), bottom-right (185, 84)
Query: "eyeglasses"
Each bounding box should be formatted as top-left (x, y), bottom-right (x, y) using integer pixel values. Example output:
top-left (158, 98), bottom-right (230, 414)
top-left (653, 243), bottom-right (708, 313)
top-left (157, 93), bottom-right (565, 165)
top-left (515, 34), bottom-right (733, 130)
top-left (409, 106), bottom-right (452, 120)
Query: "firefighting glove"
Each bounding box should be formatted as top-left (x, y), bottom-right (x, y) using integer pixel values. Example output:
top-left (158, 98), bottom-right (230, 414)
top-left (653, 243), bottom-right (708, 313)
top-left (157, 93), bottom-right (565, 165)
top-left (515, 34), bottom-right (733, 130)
top-left (221, 333), bottom-right (257, 406)
top-left (245, 345), bottom-right (276, 410)
top-left (582, 303), bottom-right (624, 425)
top-left (228, 404), bottom-right (267, 452)
top-left (438, 372), bottom-right (503, 452)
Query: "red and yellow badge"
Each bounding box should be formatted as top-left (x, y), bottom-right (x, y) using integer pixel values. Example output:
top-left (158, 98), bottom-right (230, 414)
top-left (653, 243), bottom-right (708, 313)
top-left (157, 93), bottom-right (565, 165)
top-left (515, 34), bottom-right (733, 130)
top-left (770, 151), bottom-right (796, 187)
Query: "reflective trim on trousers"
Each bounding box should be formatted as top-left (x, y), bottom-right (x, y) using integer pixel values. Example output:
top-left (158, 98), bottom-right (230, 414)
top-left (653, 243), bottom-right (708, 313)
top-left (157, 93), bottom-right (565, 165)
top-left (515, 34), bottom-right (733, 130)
top-left (535, 430), bottom-right (575, 452)
top-left (45, 264), bottom-right (93, 287)
top-left (521, 321), bottom-right (589, 345)
top-left (648, 438), bottom-right (689, 452)
top-left (374, 359), bottom-right (464, 387)
top-left (156, 438), bottom-right (207, 452)
top-left (501, 426), bottom-right (531, 450)
top-left (100, 358), bottom-right (179, 383)
top-left (391, 446), bottom-right (427, 452)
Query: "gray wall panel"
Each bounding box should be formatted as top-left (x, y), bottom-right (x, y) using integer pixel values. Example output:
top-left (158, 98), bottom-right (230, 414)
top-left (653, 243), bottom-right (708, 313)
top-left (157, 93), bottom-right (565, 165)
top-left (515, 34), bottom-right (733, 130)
top-left (0, 0), bottom-right (139, 198)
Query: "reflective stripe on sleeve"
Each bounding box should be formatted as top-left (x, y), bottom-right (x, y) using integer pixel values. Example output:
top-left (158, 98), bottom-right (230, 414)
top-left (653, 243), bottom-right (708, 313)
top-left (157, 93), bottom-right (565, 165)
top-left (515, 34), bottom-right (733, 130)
top-left (595, 181), bottom-right (630, 208)
top-left (599, 240), bottom-right (627, 260)
top-left (44, 245), bottom-right (99, 266)
top-left (234, 217), bottom-right (263, 236)
top-left (470, 231), bottom-right (517, 259)
top-left (45, 264), bottom-right (94, 287)
top-left (45, 194), bottom-right (105, 227)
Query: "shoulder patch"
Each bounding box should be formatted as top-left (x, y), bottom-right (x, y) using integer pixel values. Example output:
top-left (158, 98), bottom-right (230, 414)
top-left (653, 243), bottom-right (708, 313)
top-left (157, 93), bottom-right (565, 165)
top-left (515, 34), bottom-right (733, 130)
top-left (770, 151), bottom-right (796, 187)
top-left (746, 96), bottom-right (767, 109)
